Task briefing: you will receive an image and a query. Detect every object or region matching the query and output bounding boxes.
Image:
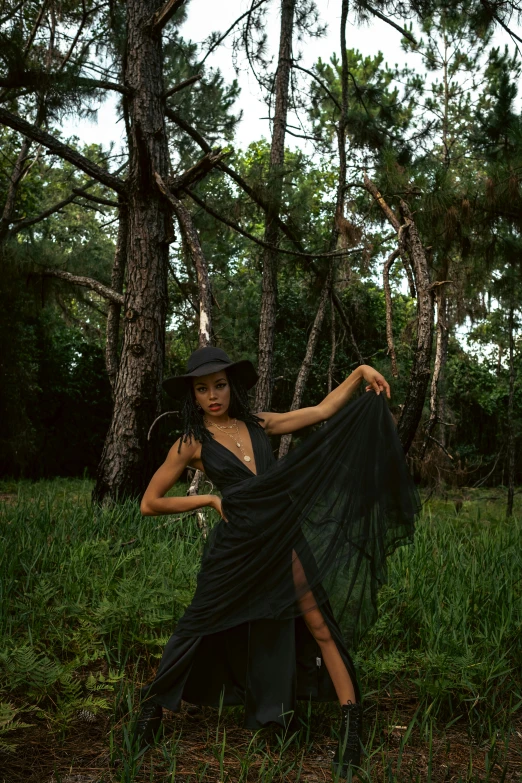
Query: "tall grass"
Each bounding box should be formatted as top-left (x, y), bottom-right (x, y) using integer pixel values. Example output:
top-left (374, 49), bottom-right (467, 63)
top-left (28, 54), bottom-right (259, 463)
top-left (0, 479), bottom-right (521, 781)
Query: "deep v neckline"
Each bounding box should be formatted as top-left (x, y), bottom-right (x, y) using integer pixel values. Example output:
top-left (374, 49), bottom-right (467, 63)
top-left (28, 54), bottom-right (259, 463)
top-left (207, 420), bottom-right (258, 476)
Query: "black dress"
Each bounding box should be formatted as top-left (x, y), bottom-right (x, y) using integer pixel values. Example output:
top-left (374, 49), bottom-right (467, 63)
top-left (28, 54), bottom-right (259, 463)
top-left (141, 391), bottom-right (421, 729)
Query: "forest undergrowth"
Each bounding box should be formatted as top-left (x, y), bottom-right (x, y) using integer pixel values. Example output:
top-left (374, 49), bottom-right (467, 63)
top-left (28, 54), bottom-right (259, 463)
top-left (0, 479), bottom-right (520, 782)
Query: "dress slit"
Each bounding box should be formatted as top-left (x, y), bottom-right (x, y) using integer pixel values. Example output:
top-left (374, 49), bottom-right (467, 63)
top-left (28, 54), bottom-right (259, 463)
top-left (140, 392), bottom-right (420, 727)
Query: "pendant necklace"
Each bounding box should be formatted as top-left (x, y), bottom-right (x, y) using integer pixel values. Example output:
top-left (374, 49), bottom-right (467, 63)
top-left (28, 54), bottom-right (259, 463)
top-left (205, 417), bottom-right (252, 463)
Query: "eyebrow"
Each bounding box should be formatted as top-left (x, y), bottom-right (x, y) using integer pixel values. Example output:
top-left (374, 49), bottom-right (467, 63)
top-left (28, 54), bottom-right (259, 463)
top-left (195, 376), bottom-right (227, 387)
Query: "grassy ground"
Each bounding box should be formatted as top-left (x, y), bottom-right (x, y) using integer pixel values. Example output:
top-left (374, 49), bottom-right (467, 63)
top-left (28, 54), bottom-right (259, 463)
top-left (0, 479), bottom-right (521, 782)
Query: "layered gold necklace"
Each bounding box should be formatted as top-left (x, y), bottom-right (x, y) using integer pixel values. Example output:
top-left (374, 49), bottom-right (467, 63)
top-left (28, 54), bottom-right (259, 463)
top-left (205, 417), bottom-right (252, 463)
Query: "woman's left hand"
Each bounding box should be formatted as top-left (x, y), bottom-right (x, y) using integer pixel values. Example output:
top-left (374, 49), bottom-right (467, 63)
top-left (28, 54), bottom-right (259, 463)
top-left (361, 365), bottom-right (391, 398)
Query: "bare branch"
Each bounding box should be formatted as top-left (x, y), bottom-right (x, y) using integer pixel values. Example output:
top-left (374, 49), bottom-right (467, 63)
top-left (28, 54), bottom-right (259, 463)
top-left (0, 107), bottom-right (125, 193)
top-left (185, 187), bottom-right (362, 260)
top-left (169, 149), bottom-right (229, 193)
top-left (72, 189), bottom-right (120, 208)
top-left (58, 0), bottom-right (88, 72)
top-left (363, 4), bottom-right (417, 45)
top-left (163, 74), bottom-right (201, 100)
top-left (155, 173), bottom-right (212, 346)
top-left (363, 172), bottom-right (401, 231)
top-left (23, 0), bottom-right (49, 58)
top-left (480, 0), bottom-right (522, 45)
top-left (8, 181), bottom-right (97, 235)
top-left (331, 289), bottom-right (364, 364)
top-left (426, 432), bottom-right (454, 461)
top-left (278, 272), bottom-right (331, 458)
top-left (149, 0), bottom-right (186, 36)
top-left (197, 0), bottom-right (269, 68)
top-left (0, 74), bottom-right (129, 95)
top-left (291, 62), bottom-right (341, 110)
top-left (42, 268), bottom-right (125, 305)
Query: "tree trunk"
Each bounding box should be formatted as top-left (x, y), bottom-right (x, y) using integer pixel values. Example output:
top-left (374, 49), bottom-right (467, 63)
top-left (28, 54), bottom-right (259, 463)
top-left (420, 280), bottom-right (451, 459)
top-left (93, 0), bottom-right (170, 503)
top-left (383, 247), bottom-right (400, 378)
top-left (327, 292), bottom-right (336, 394)
top-left (255, 0), bottom-right (296, 412)
top-left (106, 202), bottom-right (128, 395)
top-left (278, 274), bottom-right (331, 459)
top-left (506, 303), bottom-right (516, 517)
top-left (396, 200), bottom-right (435, 453)
top-left (362, 175), bottom-right (435, 454)
top-left (329, 0), bottom-right (363, 367)
top-left (154, 175), bottom-right (212, 346)
top-left (333, 0), bottom-right (349, 251)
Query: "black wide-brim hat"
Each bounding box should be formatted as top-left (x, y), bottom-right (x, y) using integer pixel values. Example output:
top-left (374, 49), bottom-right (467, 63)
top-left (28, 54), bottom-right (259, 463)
top-left (163, 346), bottom-right (258, 399)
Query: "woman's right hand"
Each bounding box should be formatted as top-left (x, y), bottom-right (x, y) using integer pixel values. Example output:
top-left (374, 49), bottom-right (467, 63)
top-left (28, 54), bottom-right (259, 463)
top-left (207, 494), bottom-right (228, 523)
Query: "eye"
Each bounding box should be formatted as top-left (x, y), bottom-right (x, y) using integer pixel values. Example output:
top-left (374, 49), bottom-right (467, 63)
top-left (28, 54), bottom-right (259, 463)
top-left (216, 382), bottom-right (227, 389)
top-left (195, 386), bottom-right (206, 393)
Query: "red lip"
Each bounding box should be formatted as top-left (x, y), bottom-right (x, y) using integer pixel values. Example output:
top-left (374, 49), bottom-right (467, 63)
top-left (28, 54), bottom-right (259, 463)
top-left (208, 404), bottom-right (221, 410)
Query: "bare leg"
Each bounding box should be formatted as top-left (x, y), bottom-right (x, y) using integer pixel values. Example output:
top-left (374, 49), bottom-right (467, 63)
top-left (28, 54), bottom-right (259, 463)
top-left (292, 550), bottom-right (357, 705)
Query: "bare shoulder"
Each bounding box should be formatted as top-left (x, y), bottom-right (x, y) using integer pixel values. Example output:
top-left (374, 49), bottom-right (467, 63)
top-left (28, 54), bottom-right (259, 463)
top-left (254, 412), bottom-right (270, 430)
top-left (167, 435), bottom-right (202, 466)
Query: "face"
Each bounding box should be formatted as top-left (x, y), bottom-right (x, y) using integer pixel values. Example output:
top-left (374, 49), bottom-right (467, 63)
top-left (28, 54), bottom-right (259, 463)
top-left (192, 371), bottom-right (231, 419)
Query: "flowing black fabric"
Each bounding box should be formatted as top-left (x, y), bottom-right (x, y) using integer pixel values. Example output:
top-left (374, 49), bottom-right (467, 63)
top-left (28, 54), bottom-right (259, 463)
top-left (141, 390), bottom-right (421, 728)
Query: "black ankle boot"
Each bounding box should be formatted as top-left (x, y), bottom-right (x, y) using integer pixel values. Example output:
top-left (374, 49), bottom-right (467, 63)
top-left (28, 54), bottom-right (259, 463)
top-left (332, 701), bottom-right (363, 775)
top-left (132, 700), bottom-right (163, 750)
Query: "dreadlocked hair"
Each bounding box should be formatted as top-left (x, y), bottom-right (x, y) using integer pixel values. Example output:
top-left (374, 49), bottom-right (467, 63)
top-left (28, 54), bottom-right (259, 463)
top-left (177, 370), bottom-right (264, 453)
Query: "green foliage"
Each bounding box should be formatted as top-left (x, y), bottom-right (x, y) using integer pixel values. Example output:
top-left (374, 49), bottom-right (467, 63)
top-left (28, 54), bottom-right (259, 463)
top-left (358, 497), bottom-right (522, 728)
top-left (0, 480), bottom-right (520, 776)
top-left (0, 701), bottom-right (32, 753)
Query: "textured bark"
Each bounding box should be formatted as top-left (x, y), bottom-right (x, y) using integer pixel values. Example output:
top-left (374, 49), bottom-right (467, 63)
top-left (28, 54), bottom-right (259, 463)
top-left (278, 274), bottom-right (330, 458)
top-left (168, 150), bottom-right (227, 195)
top-left (332, 0), bottom-right (349, 251)
top-left (506, 303), bottom-right (516, 517)
top-left (396, 200), bottom-right (435, 453)
top-left (363, 174), bottom-right (401, 232)
top-left (42, 268), bottom-right (124, 305)
top-left (328, 0), bottom-right (363, 367)
top-left (93, 0), bottom-right (170, 503)
top-left (327, 293), bottom-right (336, 394)
top-left (383, 248), bottom-right (400, 378)
top-left (255, 0), bottom-right (296, 412)
top-left (106, 203), bottom-right (128, 394)
top-left (420, 282), bottom-right (451, 459)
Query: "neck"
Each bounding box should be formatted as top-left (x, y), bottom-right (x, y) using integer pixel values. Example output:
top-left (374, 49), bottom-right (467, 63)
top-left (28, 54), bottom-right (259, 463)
top-left (205, 412), bottom-right (235, 427)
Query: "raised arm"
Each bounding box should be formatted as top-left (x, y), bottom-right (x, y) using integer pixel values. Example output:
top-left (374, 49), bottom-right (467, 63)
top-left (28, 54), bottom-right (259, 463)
top-left (140, 437), bottom-right (220, 517)
top-left (259, 364), bottom-right (391, 437)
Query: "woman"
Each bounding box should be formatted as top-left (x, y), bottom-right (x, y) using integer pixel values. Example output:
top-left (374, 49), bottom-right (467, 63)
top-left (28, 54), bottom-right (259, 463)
top-left (136, 346), bottom-right (421, 774)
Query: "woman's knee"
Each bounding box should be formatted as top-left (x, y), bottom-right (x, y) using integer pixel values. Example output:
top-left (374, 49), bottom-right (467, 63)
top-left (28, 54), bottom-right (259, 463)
top-left (304, 609), bottom-right (332, 644)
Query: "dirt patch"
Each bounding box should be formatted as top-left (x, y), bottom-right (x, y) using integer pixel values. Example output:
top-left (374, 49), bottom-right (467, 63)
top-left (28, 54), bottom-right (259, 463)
top-left (2, 692), bottom-right (520, 783)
